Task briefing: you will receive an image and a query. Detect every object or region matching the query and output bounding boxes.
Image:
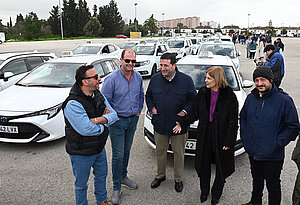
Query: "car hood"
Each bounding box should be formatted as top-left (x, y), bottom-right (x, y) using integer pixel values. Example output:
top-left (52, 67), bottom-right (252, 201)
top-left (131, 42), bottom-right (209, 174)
top-left (0, 85), bottom-right (71, 112)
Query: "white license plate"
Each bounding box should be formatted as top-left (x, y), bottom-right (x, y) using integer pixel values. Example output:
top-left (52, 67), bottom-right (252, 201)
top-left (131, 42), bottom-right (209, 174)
top-left (0, 125), bottom-right (19, 133)
top-left (185, 141), bottom-right (196, 150)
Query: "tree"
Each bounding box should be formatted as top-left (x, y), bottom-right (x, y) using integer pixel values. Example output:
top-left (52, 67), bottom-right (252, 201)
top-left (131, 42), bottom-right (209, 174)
top-left (92, 5), bottom-right (97, 17)
top-left (98, 0), bottom-right (123, 37)
top-left (84, 17), bottom-right (102, 37)
top-left (77, 0), bottom-right (90, 36)
top-left (16, 13), bottom-right (24, 24)
top-left (62, 0), bottom-right (78, 37)
top-left (9, 17), bottom-right (13, 27)
top-left (281, 29), bottom-right (287, 35)
top-left (177, 23), bottom-right (183, 33)
top-left (144, 14), bottom-right (158, 36)
top-left (23, 12), bottom-right (42, 40)
top-left (48, 5), bottom-right (61, 35)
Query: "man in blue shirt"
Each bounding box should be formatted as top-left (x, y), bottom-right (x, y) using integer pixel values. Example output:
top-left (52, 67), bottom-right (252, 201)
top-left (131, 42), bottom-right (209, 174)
top-left (101, 48), bottom-right (144, 205)
top-left (63, 65), bottom-right (118, 205)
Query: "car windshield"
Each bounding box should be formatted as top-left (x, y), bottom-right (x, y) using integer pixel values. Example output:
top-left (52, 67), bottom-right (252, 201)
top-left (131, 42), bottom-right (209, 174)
top-left (16, 62), bottom-right (84, 87)
top-left (167, 40), bottom-right (184, 48)
top-left (72, 46), bottom-right (102, 55)
top-left (200, 44), bottom-right (236, 58)
top-left (119, 42), bottom-right (137, 49)
top-left (0, 60), bottom-right (4, 65)
top-left (177, 64), bottom-right (239, 91)
top-left (132, 46), bottom-right (155, 55)
top-left (146, 39), bottom-right (158, 43)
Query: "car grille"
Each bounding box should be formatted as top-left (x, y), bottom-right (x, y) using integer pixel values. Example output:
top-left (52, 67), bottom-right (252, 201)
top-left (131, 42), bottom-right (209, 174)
top-left (0, 122), bottom-right (49, 140)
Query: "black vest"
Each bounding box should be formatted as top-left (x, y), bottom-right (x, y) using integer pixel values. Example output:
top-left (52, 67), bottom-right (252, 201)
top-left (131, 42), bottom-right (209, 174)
top-left (62, 83), bottom-right (108, 156)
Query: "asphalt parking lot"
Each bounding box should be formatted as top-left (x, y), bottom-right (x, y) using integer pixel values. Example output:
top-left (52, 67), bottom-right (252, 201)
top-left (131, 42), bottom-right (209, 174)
top-left (0, 37), bottom-right (300, 204)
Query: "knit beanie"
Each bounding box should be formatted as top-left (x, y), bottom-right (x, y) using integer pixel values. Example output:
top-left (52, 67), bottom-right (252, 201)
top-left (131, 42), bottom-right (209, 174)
top-left (253, 66), bottom-right (274, 82)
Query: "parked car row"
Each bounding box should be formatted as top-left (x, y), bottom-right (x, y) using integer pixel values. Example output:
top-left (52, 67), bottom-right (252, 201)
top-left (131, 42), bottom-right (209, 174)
top-left (0, 37), bottom-right (249, 159)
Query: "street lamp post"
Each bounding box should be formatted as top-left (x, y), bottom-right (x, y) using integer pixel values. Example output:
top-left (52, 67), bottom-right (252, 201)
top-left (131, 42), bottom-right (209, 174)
top-left (134, 3), bottom-right (138, 32)
top-left (59, 0), bottom-right (64, 40)
top-left (162, 13), bottom-right (165, 36)
top-left (248, 14), bottom-right (250, 35)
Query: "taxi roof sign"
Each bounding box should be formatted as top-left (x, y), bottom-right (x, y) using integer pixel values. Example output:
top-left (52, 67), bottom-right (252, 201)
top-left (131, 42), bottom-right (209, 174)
top-left (198, 51), bottom-right (214, 58)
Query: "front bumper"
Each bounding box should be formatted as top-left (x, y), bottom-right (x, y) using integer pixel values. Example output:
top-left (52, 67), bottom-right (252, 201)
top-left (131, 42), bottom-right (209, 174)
top-left (0, 111), bottom-right (65, 143)
top-left (144, 127), bottom-right (244, 157)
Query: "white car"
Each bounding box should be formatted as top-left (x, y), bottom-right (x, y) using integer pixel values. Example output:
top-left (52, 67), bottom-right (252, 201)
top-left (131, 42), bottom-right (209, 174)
top-left (197, 40), bottom-right (241, 73)
top-left (132, 42), bottom-right (170, 76)
top-left (144, 52), bottom-right (253, 156)
top-left (0, 55), bottom-right (120, 143)
top-left (166, 38), bottom-right (193, 60)
top-left (0, 51), bottom-right (56, 92)
top-left (61, 42), bottom-right (121, 58)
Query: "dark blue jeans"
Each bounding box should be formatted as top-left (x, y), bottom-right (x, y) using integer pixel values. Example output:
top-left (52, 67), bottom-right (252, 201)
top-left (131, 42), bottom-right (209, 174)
top-left (249, 156), bottom-right (284, 205)
top-left (109, 116), bottom-right (139, 191)
top-left (70, 149), bottom-right (108, 205)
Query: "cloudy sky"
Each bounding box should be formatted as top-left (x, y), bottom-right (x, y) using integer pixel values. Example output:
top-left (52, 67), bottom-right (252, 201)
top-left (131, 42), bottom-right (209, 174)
top-left (1, 0), bottom-right (300, 28)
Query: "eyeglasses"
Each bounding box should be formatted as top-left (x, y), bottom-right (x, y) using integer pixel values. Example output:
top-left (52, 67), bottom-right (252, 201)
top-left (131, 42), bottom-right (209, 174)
top-left (124, 59), bottom-right (136, 64)
top-left (84, 74), bottom-right (98, 80)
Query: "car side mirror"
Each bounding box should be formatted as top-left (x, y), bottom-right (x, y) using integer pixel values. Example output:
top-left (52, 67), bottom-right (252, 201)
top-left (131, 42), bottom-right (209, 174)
top-left (2, 72), bottom-right (14, 82)
top-left (242, 80), bottom-right (254, 88)
top-left (157, 52), bottom-right (163, 56)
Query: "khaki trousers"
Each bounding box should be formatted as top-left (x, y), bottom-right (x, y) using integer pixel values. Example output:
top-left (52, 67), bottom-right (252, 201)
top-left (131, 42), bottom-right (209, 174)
top-left (154, 131), bottom-right (188, 182)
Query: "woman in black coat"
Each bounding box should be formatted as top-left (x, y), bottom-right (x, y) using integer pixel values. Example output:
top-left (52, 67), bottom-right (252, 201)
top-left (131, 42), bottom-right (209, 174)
top-left (173, 66), bottom-right (238, 205)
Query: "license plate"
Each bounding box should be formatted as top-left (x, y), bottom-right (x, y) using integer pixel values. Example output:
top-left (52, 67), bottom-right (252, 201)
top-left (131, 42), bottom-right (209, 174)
top-left (185, 141), bottom-right (196, 150)
top-left (0, 125), bottom-right (19, 133)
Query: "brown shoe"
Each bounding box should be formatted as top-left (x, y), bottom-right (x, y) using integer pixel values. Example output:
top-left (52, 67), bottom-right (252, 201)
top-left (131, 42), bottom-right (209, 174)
top-left (241, 203), bottom-right (253, 205)
top-left (99, 198), bottom-right (112, 205)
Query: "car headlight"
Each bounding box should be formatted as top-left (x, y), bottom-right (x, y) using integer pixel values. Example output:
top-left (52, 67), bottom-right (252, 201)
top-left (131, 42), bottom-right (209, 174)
top-left (24, 103), bottom-right (62, 120)
top-left (139, 60), bottom-right (150, 66)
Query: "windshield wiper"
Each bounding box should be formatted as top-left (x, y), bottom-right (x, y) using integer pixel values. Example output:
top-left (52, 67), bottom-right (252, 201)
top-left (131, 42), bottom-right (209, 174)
top-left (25, 84), bottom-right (64, 88)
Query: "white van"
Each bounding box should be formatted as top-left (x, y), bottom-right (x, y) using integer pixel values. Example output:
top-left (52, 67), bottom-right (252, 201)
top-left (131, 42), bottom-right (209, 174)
top-left (0, 32), bottom-right (5, 44)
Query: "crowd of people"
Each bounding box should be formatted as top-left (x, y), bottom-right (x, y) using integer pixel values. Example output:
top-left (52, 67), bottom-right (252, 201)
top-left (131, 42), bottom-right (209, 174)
top-left (62, 45), bottom-right (300, 205)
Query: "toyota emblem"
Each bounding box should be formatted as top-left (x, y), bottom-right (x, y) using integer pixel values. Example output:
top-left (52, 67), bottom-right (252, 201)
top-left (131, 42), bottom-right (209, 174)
top-left (0, 117), bottom-right (8, 123)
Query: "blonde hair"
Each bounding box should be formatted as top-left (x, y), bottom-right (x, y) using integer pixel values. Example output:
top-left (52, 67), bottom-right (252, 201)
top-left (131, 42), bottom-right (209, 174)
top-left (206, 66), bottom-right (228, 88)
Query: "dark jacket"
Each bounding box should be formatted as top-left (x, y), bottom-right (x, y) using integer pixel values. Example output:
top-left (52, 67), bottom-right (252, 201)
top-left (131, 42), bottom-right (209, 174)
top-left (265, 50), bottom-right (285, 78)
top-left (240, 86), bottom-right (300, 161)
top-left (179, 86), bottom-right (238, 179)
top-left (145, 69), bottom-right (196, 136)
top-left (62, 83), bottom-right (109, 156)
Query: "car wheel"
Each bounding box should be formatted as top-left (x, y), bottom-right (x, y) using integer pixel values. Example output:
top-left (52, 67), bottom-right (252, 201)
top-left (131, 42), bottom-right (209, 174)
top-left (0, 41), bottom-right (2, 45)
top-left (151, 64), bottom-right (157, 76)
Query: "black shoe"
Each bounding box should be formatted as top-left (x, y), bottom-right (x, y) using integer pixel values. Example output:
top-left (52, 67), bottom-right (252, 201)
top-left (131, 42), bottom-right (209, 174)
top-left (151, 176), bottom-right (166, 188)
top-left (211, 198), bottom-right (219, 205)
top-left (200, 195), bottom-right (208, 203)
top-left (175, 181), bottom-right (183, 192)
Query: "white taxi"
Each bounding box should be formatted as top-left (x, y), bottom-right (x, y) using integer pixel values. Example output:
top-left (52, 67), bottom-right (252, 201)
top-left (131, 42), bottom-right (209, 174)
top-left (132, 42), bottom-right (170, 76)
top-left (144, 52), bottom-right (253, 156)
top-left (197, 39), bottom-right (241, 73)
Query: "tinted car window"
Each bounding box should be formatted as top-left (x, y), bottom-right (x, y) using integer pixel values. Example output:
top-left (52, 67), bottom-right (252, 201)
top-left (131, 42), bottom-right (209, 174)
top-left (177, 64), bottom-right (239, 91)
top-left (2, 59), bottom-right (28, 75)
top-left (27, 57), bottom-right (44, 70)
top-left (93, 63), bottom-right (105, 77)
